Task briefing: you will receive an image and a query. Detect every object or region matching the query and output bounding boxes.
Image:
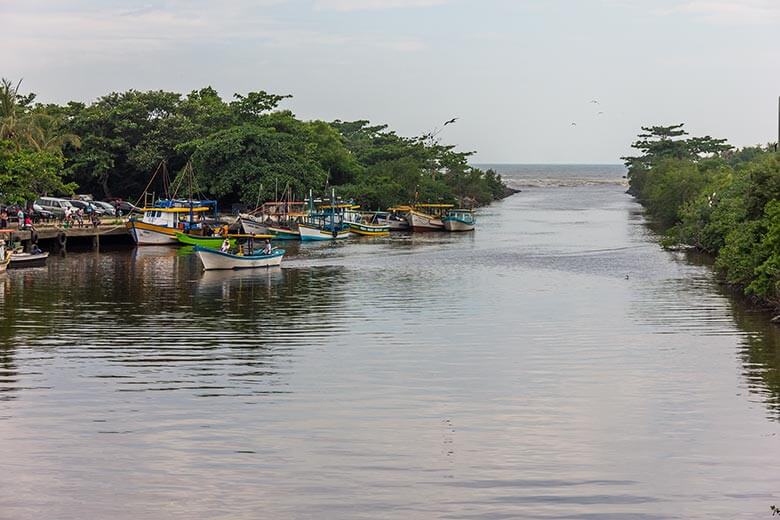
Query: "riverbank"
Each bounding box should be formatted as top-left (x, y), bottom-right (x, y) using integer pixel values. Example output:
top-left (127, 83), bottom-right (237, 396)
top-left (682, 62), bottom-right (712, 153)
top-left (623, 124), bottom-right (780, 315)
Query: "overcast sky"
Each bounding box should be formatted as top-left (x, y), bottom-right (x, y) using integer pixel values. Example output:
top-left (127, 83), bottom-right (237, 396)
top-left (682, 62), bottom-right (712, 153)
top-left (2, 0), bottom-right (778, 163)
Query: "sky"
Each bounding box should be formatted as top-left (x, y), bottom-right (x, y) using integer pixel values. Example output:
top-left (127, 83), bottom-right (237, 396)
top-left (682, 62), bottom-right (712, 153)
top-left (2, 0), bottom-right (779, 163)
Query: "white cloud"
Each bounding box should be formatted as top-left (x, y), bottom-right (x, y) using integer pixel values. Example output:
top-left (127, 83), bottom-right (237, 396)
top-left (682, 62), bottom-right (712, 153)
top-left (313, 0), bottom-right (448, 12)
top-left (660, 0), bottom-right (780, 24)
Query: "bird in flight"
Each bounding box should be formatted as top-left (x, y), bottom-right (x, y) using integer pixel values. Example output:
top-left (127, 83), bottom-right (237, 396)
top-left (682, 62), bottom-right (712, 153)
top-left (589, 99), bottom-right (599, 104)
top-left (570, 122), bottom-right (577, 127)
top-left (443, 117), bottom-right (459, 126)
top-left (597, 111), bottom-right (604, 116)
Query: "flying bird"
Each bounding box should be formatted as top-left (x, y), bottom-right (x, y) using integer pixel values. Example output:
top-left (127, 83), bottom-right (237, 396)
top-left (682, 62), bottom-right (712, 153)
top-left (597, 111), bottom-right (604, 116)
top-left (570, 122), bottom-right (577, 127)
top-left (589, 99), bottom-right (599, 104)
top-left (443, 117), bottom-right (459, 126)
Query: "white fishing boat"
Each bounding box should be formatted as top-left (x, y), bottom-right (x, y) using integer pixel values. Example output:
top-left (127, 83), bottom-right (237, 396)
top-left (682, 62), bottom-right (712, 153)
top-left (407, 204), bottom-right (454, 231)
top-left (127, 202), bottom-right (215, 245)
top-left (298, 222), bottom-right (351, 241)
top-left (0, 239), bottom-right (10, 273)
top-left (9, 251), bottom-right (49, 268)
top-left (299, 189), bottom-right (352, 241)
top-left (442, 209), bottom-right (476, 231)
top-left (195, 245), bottom-right (285, 270)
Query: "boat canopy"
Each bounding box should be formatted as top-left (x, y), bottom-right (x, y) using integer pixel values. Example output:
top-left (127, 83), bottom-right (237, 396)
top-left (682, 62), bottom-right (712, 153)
top-left (416, 203), bottom-right (454, 208)
top-left (141, 207), bottom-right (212, 213)
top-left (387, 205), bottom-right (412, 211)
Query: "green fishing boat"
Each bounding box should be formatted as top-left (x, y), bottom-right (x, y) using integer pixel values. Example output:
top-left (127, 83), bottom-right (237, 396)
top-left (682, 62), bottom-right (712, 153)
top-left (175, 232), bottom-right (236, 249)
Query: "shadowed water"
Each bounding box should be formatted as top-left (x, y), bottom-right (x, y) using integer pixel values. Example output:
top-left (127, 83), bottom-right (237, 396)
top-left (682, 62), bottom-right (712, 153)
top-left (1, 171), bottom-right (779, 519)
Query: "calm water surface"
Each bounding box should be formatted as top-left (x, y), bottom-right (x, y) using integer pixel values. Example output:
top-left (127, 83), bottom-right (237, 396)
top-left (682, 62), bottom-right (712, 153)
top-left (1, 166), bottom-right (779, 519)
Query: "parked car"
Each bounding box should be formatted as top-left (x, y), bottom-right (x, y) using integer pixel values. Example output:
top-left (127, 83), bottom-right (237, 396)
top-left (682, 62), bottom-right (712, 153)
top-left (68, 199), bottom-right (105, 216)
top-left (105, 199), bottom-right (141, 215)
top-left (92, 200), bottom-right (117, 216)
top-left (35, 197), bottom-right (75, 219)
top-left (31, 202), bottom-right (55, 221)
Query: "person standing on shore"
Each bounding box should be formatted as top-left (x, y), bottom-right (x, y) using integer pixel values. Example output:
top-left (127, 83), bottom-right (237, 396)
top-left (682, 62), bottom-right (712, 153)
top-left (0, 209), bottom-right (7, 229)
top-left (16, 208), bottom-right (24, 229)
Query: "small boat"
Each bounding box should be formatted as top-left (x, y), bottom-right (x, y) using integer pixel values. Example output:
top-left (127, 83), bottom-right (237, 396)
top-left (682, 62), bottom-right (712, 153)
top-left (442, 209), bottom-right (476, 231)
top-left (176, 232), bottom-right (274, 249)
top-left (299, 189), bottom-right (352, 241)
top-left (240, 217), bottom-right (301, 240)
top-left (239, 199), bottom-right (306, 240)
top-left (378, 206), bottom-right (411, 231)
top-left (345, 210), bottom-right (390, 237)
top-left (298, 221), bottom-right (351, 241)
top-left (194, 245), bottom-right (285, 270)
top-left (176, 232), bottom-right (236, 249)
top-left (9, 251), bottom-right (49, 268)
top-left (127, 199), bottom-right (218, 245)
top-left (0, 245), bottom-right (10, 273)
top-left (407, 204), bottom-right (454, 231)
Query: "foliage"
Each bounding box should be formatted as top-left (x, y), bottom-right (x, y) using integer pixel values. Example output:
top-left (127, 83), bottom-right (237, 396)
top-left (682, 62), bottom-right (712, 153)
top-left (0, 80), bottom-right (509, 211)
top-left (625, 122), bottom-right (780, 307)
top-left (0, 140), bottom-right (76, 203)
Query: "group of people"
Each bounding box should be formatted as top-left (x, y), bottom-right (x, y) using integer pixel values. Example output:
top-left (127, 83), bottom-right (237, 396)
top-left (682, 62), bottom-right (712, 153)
top-left (220, 238), bottom-right (274, 256)
top-left (64, 206), bottom-right (100, 228)
top-left (0, 208), bottom-right (34, 230)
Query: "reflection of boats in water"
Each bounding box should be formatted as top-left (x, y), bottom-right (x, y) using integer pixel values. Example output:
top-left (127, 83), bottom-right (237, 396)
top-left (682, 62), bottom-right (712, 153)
top-left (0, 234), bottom-right (11, 273)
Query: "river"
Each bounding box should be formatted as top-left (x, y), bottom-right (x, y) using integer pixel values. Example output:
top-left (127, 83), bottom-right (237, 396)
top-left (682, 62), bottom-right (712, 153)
top-left (1, 165), bottom-right (779, 519)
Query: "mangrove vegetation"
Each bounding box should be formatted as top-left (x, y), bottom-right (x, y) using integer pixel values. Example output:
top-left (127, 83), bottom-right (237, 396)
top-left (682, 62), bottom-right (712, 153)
top-left (0, 79), bottom-right (510, 209)
top-left (624, 123), bottom-right (780, 308)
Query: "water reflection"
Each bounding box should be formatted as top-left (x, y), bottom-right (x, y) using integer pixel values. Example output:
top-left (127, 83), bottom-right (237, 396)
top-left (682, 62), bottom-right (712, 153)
top-left (1, 183), bottom-right (779, 519)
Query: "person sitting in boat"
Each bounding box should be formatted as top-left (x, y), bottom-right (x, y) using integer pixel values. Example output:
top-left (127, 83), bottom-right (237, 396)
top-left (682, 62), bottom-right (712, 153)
top-left (220, 238), bottom-right (230, 253)
top-left (31, 243), bottom-right (42, 255)
top-left (262, 239), bottom-right (272, 255)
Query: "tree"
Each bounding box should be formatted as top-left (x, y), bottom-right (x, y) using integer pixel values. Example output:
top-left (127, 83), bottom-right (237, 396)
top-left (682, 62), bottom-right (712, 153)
top-left (0, 141), bottom-right (76, 203)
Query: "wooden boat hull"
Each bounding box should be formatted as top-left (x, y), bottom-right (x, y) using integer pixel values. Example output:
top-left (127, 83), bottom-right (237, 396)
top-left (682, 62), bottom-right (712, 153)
top-left (176, 232), bottom-right (236, 249)
top-left (408, 210), bottom-right (445, 231)
top-left (299, 223), bottom-right (351, 241)
top-left (0, 252), bottom-right (10, 273)
top-left (266, 226), bottom-right (300, 240)
top-left (242, 219), bottom-right (300, 240)
top-left (240, 218), bottom-right (269, 235)
top-left (348, 222), bottom-right (390, 236)
top-left (442, 218), bottom-right (475, 232)
top-left (195, 246), bottom-right (285, 270)
top-left (9, 252), bottom-right (49, 268)
top-left (127, 221), bottom-right (179, 245)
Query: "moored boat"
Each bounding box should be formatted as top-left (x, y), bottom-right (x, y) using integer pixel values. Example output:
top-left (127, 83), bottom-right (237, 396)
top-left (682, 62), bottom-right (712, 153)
top-left (9, 251), bottom-right (49, 268)
top-left (239, 200), bottom-right (305, 240)
top-left (194, 245), bottom-right (285, 270)
top-left (345, 211), bottom-right (390, 237)
top-left (127, 200), bottom-right (217, 245)
top-left (442, 209), bottom-right (476, 231)
top-left (378, 206), bottom-right (411, 231)
top-left (407, 204), bottom-right (454, 231)
top-left (0, 239), bottom-right (10, 273)
top-left (298, 221), bottom-right (351, 241)
top-left (299, 189), bottom-right (352, 241)
top-left (176, 232), bottom-right (237, 249)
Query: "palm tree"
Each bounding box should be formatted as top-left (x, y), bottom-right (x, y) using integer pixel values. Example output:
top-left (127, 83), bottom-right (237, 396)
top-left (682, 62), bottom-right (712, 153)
top-left (0, 77), bottom-right (24, 145)
top-left (0, 78), bottom-right (80, 154)
top-left (22, 113), bottom-right (81, 154)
